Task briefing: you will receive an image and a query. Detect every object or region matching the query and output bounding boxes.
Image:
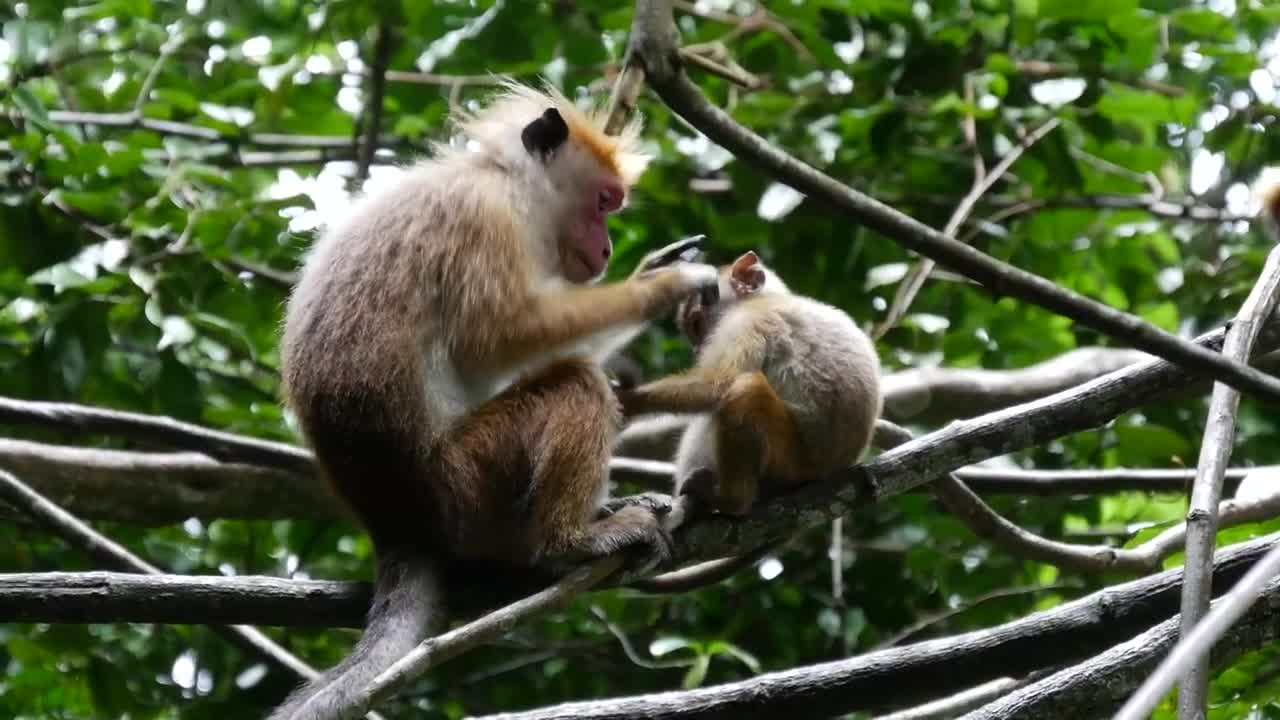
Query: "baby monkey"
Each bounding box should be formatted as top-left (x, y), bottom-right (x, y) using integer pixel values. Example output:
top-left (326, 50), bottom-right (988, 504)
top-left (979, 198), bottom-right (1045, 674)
top-left (619, 251), bottom-right (882, 516)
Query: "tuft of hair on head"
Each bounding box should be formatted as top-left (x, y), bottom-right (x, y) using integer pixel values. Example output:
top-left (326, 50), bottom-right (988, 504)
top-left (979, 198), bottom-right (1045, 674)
top-left (449, 79), bottom-right (650, 184)
top-left (1254, 166), bottom-right (1280, 231)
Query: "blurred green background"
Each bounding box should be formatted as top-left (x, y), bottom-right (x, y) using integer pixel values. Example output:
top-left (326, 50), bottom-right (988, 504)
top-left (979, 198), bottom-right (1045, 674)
top-left (4, 1), bottom-right (1280, 718)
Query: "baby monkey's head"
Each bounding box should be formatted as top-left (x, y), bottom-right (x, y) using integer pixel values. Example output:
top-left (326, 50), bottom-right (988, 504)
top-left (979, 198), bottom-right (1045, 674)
top-left (677, 251), bottom-right (789, 350)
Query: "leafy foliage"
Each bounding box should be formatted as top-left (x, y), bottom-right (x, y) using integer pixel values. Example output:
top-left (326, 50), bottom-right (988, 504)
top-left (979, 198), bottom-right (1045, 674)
top-left (2, 0), bottom-right (1280, 718)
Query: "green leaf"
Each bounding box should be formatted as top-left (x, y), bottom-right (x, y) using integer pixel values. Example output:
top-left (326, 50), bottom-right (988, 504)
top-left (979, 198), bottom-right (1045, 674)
top-left (1115, 423), bottom-right (1193, 465)
top-left (1039, 0), bottom-right (1136, 21)
top-left (10, 87), bottom-right (52, 132)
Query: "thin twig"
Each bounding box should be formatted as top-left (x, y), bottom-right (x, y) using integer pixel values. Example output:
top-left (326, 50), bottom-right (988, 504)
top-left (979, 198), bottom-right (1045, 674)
top-left (590, 606), bottom-right (694, 670)
top-left (42, 110), bottom-right (406, 151)
top-left (626, 0), bottom-right (1280, 402)
top-left (1014, 59), bottom-right (1186, 97)
top-left (1176, 236), bottom-right (1280, 716)
top-left (678, 47), bottom-right (761, 89)
top-left (132, 34), bottom-right (184, 116)
top-left (629, 545), bottom-right (773, 594)
top-left (875, 117), bottom-right (1060, 338)
top-left (873, 584), bottom-right (1074, 650)
top-left (356, 22), bottom-right (396, 185)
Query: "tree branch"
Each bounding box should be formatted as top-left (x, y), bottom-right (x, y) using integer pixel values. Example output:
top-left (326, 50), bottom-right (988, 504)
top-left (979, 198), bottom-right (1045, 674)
top-left (625, 0), bottom-right (1280, 403)
top-left (880, 346), bottom-right (1151, 424)
top-left (0, 468), bottom-right (338, 699)
top-left (619, 346), bottom-right (1153, 460)
top-left (41, 110), bottom-right (408, 151)
top-left (1119, 550), bottom-right (1280, 720)
top-left (346, 558), bottom-right (626, 720)
top-left (876, 421), bottom-right (1280, 576)
top-left (0, 571), bottom-right (370, 627)
top-left (1176, 241), bottom-right (1280, 716)
top-left (466, 531), bottom-right (1280, 720)
top-left (355, 21), bottom-right (396, 185)
top-left (0, 395), bottom-right (313, 473)
top-left (971, 578), bottom-right (1280, 720)
top-left (666, 319), bottom-right (1280, 569)
top-left (8, 535), bottom-right (1280, 718)
top-left (0, 434), bottom-right (1258, 526)
top-left (1013, 59), bottom-right (1186, 98)
top-left (874, 117), bottom-right (1061, 339)
top-left (908, 192), bottom-right (1252, 224)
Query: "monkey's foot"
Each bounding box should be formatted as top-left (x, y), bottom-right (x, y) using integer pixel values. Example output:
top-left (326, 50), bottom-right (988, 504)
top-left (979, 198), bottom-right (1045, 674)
top-left (611, 506), bottom-right (674, 575)
top-left (600, 491), bottom-right (674, 519)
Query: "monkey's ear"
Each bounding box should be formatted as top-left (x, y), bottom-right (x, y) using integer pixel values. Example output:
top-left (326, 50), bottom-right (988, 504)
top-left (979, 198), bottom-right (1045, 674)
top-left (730, 251), bottom-right (766, 296)
top-left (521, 108), bottom-right (570, 159)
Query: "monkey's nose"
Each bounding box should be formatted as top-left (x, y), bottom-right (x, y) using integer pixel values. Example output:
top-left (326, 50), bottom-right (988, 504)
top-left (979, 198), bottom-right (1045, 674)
top-left (601, 245), bottom-right (612, 260)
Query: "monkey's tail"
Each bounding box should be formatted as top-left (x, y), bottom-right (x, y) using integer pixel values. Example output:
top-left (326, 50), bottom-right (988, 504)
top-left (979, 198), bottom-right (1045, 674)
top-left (268, 545), bottom-right (444, 720)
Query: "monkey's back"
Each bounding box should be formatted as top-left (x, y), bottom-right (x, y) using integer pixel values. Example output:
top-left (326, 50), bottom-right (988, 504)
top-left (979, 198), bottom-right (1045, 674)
top-left (718, 294), bottom-right (882, 475)
top-left (279, 157), bottom-right (521, 548)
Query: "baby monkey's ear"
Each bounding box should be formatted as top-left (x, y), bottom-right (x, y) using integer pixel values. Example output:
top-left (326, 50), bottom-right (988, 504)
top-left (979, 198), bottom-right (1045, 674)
top-left (521, 108), bottom-right (569, 158)
top-left (730, 251), bottom-right (766, 297)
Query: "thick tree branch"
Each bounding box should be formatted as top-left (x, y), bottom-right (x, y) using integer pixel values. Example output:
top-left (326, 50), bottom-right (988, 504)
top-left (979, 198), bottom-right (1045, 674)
top-left (8, 536), bottom-right (1280, 718)
top-left (1177, 241), bottom-right (1280, 716)
top-left (0, 468), bottom-right (331, 693)
top-left (5, 316), bottom-right (1276, 571)
top-left (880, 347), bottom-right (1151, 424)
top-left (0, 438), bottom-right (331, 524)
top-left (466, 532), bottom-right (1280, 720)
top-left (0, 396), bottom-right (313, 473)
top-left (625, 0), bottom-right (1280, 402)
top-left (1, 435), bottom-right (1257, 525)
top-left (969, 578), bottom-right (1280, 720)
top-left (0, 572), bottom-right (370, 627)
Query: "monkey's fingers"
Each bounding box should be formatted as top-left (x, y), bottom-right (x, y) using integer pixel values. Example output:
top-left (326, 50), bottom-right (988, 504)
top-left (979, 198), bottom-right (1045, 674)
top-left (634, 234), bottom-right (707, 275)
top-left (599, 491), bottom-right (674, 519)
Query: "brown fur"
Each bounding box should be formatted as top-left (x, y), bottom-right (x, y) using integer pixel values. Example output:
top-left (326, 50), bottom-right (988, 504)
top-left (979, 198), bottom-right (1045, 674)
top-left (618, 253), bottom-right (881, 517)
top-left (272, 84), bottom-right (716, 720)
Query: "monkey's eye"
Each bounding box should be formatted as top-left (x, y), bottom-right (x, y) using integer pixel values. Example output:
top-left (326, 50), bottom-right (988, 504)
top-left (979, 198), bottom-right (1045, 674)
top-left (598, 185), bottom-right (624, 213)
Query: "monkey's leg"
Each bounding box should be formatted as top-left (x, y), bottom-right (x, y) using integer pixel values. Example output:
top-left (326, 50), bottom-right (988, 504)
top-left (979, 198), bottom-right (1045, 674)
top-left (487, 358), bottom-right (673, 572)
top-left (711, 372), bottom-right (799, 517)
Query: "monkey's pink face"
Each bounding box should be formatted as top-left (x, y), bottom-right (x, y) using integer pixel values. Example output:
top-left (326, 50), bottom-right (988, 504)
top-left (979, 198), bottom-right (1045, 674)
top-left (563, 177), bottom-right (625, 283)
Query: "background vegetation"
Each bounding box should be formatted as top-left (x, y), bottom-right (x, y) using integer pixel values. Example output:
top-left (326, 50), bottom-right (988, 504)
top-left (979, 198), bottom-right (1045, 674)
top-left (3, 0), bottom-right (1280, 718)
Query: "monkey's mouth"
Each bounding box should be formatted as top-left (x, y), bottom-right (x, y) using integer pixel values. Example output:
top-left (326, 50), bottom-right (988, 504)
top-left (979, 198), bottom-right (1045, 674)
top-left (572, 247), bottom-right (605, 280)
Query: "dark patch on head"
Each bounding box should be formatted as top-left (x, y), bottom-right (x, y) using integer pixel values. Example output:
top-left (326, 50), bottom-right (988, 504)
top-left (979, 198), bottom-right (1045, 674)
top-left (521, 107), bottom-right (569, 159)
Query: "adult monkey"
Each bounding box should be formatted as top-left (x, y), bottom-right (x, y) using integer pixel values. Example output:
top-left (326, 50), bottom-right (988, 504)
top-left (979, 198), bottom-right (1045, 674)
top-left (272, 83), bottom-right (717, 719)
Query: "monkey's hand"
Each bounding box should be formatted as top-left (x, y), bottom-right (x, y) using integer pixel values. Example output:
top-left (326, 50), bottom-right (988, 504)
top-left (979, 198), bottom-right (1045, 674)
top-left (599, 491), bottom-right (674, 519)
top-left (632, 235), bottom-right (706, 277)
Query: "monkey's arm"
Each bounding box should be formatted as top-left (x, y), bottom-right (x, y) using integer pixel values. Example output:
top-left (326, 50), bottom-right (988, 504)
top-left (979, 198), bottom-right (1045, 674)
top-left (617, 367), bottom-right (734, 417)
top-left (452, 267), bottom-right (715, 374)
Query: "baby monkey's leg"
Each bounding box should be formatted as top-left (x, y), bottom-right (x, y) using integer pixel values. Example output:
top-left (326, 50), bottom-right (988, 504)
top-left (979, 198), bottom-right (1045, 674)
top-left (700, 372), bottom-right (799, 517)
